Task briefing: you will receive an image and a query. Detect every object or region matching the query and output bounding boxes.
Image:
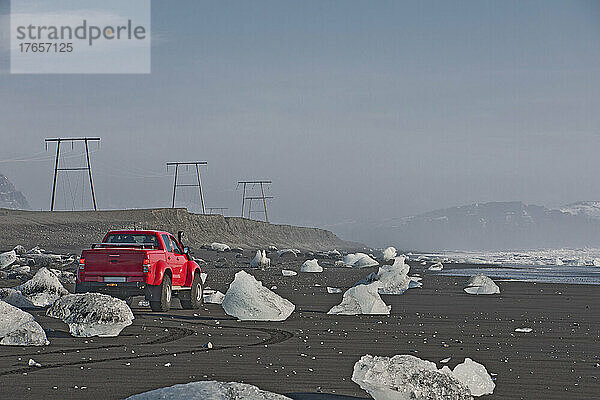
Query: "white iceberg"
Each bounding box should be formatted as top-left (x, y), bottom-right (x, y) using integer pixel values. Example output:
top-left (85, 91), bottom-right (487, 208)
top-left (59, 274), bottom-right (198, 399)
top-left (46, 293), bottom-right (134, 337)
top-left (391, 256), bottom-right (410, 275)
top-left (355, 257), bottom-right (417, 295)
top-left (352, 354), bottom-right (472, 400)
top-left (28, 358), bottom-right (41, 367)
top-left (0, 288), bottom-right (35, 308)
top-left (300, 259), bottom-right (323, 273)
top-left (464, 275), bottom-right (500, 295)
top-left (211, 242), bottom-right (230, 252)
top-left (24, 253), bottom-right (63, 268)
top-left (1, 320), bottom-right (49, 346)
top-left (0, 250), bottom-right (16, 269)
top-left (267, 245), bottom-right (278, 252)
top-left (124, 380), bottom-right (291, 400)
top-left (327, 287), bottom-right (342, 294)
top-left (12, 267), bottom-right (69, 307)
top-left (277, 249), bottom-right (300, 258)
top-left (450, 358), bottom-right (495, 396)
top-left (328, 284), bottom-right (390, 315)
top-left (250, 250), bottom-right (270, 268)
top-left (222, 271), bottom-right (295, 321)
top-left (327, 249), bottom-right (341, 258)
top-left (6, 265), bottom-right (30, 275)
top-left (515, 327), bottom-right (533, 333)
top-left (13, 245), bottom-right (26, 255)
top-left (428, 262), bottom-right (444, 271)
top-left (281, 269), bottom-right (297, 276)
top-left (382, 247), bottom-right (397, 261)
top-left (203, 290), bottom-right (225, 304)
top-left (49, 268), bottom-right (76, 286)
top-left (0, 301), bottom-right (48, 346)
top-left (343, 253), bottom-right (379, 268)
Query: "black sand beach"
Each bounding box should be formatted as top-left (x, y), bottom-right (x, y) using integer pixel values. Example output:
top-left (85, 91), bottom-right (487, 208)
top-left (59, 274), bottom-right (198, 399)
top-left (0, 251), bottom-right (598, 399)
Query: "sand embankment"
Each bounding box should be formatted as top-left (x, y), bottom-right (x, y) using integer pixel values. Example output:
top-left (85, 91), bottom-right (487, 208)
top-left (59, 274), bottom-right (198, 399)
top-left (0, 208), bottom-right (352, 253)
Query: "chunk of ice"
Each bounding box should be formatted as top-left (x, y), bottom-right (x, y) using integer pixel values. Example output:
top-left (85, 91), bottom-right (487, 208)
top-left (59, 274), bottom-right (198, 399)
top-left (355, 257), bottom-right (416, 295)
top-left (328, 284), bottom-right (390, 315)
top-left (464, 275), bottom-right (500, 295)
top-left (281, 270), bottom-right (297, 276)
top-left (203, 290), bottom-right (225, 304)
top-left (451, 358), bottom-right (495, 396)
top-left (13, 245), bottom-right (26, 255)
top-left (13, 267), bottom-right (68, 306)
top-left (0, 301), bottom-right (48, 346)
top-left (0, 300), bottom-right (33, 336)
top-left (277, 249), bottom-right (300, 258)
top-left (124, 380), bottom-right (292, 400)
top-left (49, 268), bottom-right (76, 286)
top-left (222, 271), bottom-right (295, 321)
top-left (1, 321), bottom-right (49, 346)
top-left (300, 259), bottom-right (323, 273)
top-left (428, 262), bottom-right (444, 271)
top-left (210, 243), bottom-right (230, 252)
top-left (0, 250), bottom-right (16, 269)
top-left (343, 253), bottom-right (379, 268)
top-left (46, 293), bottom-right (134, 337)
top-left (250, 250), bottom-right (270, 268)
top-left (28, 358), bottom-right (41, 367)
top-left (352, 354), bottom-right (472, 400)
top-left (382, 247), bottom-right (397, 261)
top-left (0, 288), bottom-right (35, 308)
top-left (327, 287), bottom-right (342, 294)
top-left (327, 249), bottom-right (341, 259)
top-left (514, 327), bottom-right (533, 333)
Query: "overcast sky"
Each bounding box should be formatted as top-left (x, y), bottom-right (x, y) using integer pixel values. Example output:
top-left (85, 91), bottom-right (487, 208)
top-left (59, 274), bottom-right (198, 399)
top-left (0, 0), bottom-right (599, 232)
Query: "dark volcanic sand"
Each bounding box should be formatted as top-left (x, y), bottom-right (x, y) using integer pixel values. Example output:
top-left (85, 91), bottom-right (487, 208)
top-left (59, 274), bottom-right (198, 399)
top-left (0, 250), bottom-right (598, 400)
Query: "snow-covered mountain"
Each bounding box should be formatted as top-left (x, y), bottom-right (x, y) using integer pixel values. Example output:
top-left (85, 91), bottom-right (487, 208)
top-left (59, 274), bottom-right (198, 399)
top-left (559, 201), bottom-right (600, 219)
top-left (332, 201), bottom-right (600, 251)
top-left (0, 174), bottom-right (30, 210)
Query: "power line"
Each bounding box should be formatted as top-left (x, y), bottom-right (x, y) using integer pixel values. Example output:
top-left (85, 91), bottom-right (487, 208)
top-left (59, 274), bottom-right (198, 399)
top-left (206, 207), bottom-right (228, 215)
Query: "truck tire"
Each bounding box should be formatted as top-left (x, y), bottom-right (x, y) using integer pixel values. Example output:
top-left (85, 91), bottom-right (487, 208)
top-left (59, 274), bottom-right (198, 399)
top-left (181, 272), bottom-right (203, 309)
top-left (150, 274), bottom-right (172, 312)
top-left (125, 296), bottom-right (135, 307)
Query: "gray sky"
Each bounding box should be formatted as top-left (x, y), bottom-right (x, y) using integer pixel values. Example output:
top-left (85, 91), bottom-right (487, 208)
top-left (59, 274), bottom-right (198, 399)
top-left (0, 0), bottom-right (599, 233)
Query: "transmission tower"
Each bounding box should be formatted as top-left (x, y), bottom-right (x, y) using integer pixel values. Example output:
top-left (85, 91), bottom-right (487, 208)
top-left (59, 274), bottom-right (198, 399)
top-left (167, 161), bottom-right (207, 213)
top-left (237, 180), bottom-right (272, 223)
top-left (45, 137), bottom-right (100, 211)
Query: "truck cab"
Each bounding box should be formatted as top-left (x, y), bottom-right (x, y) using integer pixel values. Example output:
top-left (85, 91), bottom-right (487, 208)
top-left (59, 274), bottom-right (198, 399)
top-left (76, 230), bottom-right (203, 311)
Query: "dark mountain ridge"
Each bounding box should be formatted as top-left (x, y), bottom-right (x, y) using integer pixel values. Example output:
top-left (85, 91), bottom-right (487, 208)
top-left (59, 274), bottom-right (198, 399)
top-left (333, 201), bottom-right (600, 251)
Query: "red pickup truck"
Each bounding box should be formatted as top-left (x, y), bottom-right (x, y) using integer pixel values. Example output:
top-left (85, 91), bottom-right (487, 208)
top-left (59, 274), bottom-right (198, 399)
top-left (76, 230), bottom-right (203, 312)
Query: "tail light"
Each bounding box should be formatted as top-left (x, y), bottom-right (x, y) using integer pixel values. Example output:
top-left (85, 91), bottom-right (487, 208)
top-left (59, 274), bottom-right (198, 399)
top-left (79, 258), bottom-right (85, 270)
top-left (142, 257), bottom-right (151, 273)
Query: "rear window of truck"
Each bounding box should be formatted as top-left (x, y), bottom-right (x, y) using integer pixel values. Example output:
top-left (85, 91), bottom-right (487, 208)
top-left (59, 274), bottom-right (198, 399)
top-left (161, 234), bottom-right (174, 252)
top-left (104, 234), bottom-right (160, 248)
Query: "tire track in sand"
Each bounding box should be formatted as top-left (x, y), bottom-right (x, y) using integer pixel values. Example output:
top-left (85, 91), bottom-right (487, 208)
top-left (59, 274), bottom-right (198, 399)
top-left (0, 319), bottom-right (294, 377)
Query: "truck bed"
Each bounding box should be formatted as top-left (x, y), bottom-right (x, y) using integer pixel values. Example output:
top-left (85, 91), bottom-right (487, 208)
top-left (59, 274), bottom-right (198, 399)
top-left (82, 248), bottom-right (154, 283)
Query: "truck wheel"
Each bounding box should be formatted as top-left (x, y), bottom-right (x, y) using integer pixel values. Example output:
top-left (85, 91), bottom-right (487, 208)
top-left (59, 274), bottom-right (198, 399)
top-left (181, 272), bottom-right (203, 309)
top-left (150, 274), bottom-right (172, 312)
